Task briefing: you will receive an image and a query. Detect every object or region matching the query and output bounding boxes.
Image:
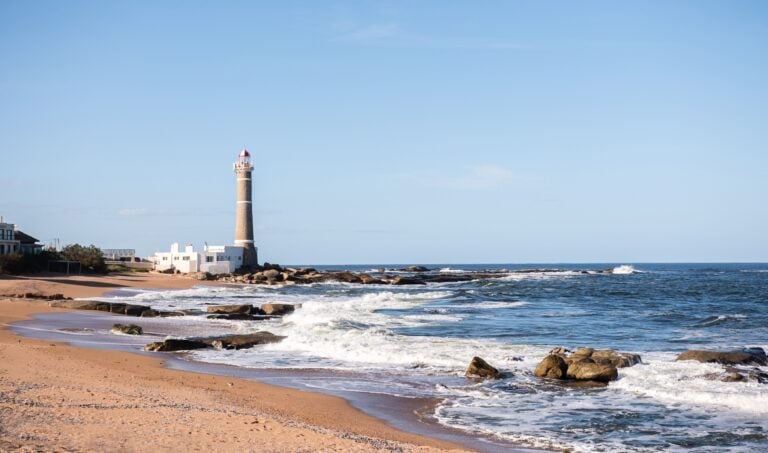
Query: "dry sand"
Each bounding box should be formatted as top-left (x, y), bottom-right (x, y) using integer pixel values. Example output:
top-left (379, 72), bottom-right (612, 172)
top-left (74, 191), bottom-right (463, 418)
top-left (0, 273), bottom-right (471, 452)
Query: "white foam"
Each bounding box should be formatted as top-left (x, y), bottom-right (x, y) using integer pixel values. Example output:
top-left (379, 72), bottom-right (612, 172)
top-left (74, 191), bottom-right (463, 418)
top-left (613, 352), bottom-right (768, 414)
top-left (611, 264), bottom-right (637, 274)
top-left (439, 267), bottom-right (466, 273)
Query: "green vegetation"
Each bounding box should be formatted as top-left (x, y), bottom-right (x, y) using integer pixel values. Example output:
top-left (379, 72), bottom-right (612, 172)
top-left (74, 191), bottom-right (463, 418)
top-left (106, 263), bottom-right (150, 273)
top-left (60, 244), bottom-right (107, 274)
top-left (0, 244), bottom-right (108, 275)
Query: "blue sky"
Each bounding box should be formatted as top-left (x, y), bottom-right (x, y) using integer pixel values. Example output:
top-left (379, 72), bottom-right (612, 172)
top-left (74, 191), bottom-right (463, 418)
top-left (1, 1), bottom-right (766, 264)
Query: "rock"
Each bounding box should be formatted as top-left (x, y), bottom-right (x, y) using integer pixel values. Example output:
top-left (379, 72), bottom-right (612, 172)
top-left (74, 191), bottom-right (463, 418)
top-left (262, 269), bottom-right (281, 279)
top-left (260, 303), bottom-right (295, 316)
top-left (111, 324), bottom-right (143, 335)
top-left (208, 332), bottom-right (285, 350)
top-left (676, 349), bottom-right (767, 366)
top-left (140, 309), bottom-right (161, 318)
top-left (390, 276), bottom-right (426, 285)
top-left (144, 339), bottom-right (210, 352)
top-left (566, 361), bottom-right (618, 382)
top-left (326, 271), bottom-right (362, 284)
top-left (549, 347), bottom-right (570, 355)
top-left (571, 347), bottom-right (595, 358)
top-left (189, 272), bottom-right (212, 281)
top-left (206, 313), bottom-right (258, 320)
top-left (206, 304), bottom-right (255, 315)
top-left (359, 274), bottom-right (385, 285)
top-left (422, 275), bottom-right (474, 283)
top-left (534, 354), bottom-right (568, 379)
top-left (590, 350), bottom-right (642, 368)
top-left (465, 356), bottom-right (501, 379)
top-left (399, 266), bottom-right (430, 272)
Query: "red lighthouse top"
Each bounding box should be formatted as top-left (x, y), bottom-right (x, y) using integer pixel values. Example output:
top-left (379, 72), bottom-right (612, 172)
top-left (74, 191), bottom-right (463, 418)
top-left (234, 148), bottom-right (253, 171)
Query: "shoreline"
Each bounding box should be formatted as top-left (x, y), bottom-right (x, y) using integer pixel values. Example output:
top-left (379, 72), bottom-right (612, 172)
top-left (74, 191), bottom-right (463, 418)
top-left (0, 273), bottom-right (477, 452)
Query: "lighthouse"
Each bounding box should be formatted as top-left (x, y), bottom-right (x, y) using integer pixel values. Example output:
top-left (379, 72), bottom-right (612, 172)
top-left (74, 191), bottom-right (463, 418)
top-left (233, 148), bottom-right (258, 267)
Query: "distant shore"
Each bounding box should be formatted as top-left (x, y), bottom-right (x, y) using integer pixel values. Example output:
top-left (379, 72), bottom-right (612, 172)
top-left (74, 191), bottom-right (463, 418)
top-left (0, 273), bottom-right (470, 452)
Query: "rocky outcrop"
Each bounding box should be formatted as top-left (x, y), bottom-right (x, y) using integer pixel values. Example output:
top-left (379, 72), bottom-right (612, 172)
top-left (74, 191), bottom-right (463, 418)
top-left (465, 356), bottom-right (501, 379)
top-left (145, 331), bottom-right (284, 352)
top-left (399, 266), bottom-right (430, 272)
top-left (566, 360), bottom-right (618, 382)
top-left (111, 323), bottom-right (143, 335)
top-left (2, 292), bottom-right (71, 300)
top-left (704, 366), bottom-right (768, 384)
top-left (676, 348), bottom-right (767, 366)
top-left (260, 303), bottom-right (296, 316)
top-left (144, 339), bottom-right (210, 352)
top-left (50, 300), bottom-right (184, 318)
top-left (206, 304), bottom-right (260, 315)
top-left (189, 272), bottom-right (213, 281)
top-left (534, 346), bottom-right (641, 383)
top-left (390, 276), bottom-right (426, 285)
top-left (534, 354), bottom-right (568, 379)
top-left (209, 332), bottom-right (285, 350)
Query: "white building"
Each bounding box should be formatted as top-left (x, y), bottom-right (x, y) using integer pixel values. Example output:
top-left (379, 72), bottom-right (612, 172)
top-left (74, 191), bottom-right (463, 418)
top-left (152, 243), bottom-right (243, 274)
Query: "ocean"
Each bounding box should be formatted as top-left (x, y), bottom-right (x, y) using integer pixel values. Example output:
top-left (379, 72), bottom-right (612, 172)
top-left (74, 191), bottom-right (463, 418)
top-left (18, 263), bottom-right (768, 451)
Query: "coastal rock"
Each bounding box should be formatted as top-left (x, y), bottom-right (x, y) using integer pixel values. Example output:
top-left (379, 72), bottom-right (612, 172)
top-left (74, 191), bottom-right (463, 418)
top-left (260, 303), bottom-right (296, 316)
top-left (359, 274), bottom-right (385, 285)
top-left (140, 309), bottom-right (161, 318)
top-left (206, 313), bottom-right (258, 320)
top-left (399, 266), bottom-right (430, 272)
top-left (189, 272), bottom-right (213, 281)
top-left (676, 349), bottom-right (767, 366)
top-left (206, 304), bottom-right (255, 315)
top-left (568, 348), bottom-right (642, 368)
top-left (262, 269), bottom-right (281, 279)
top-left (566, 361), bottom-right (618, 382)
top-left (534, 354), bottom-right (568, 379)
top-left (465, 356), bottom-right (501, 379)
top-left (144, 339), bottom-right (210, 352)
top-left (422, 274), bottom-right (474, 283)
top-left (390, 276), bottom-right (426, 285)
top-left (326, 272), bottom-right (362, 284)
top-left (209, 332), bottom-right (285, 350)
top-left (111, 323), bottom-right (143, 335)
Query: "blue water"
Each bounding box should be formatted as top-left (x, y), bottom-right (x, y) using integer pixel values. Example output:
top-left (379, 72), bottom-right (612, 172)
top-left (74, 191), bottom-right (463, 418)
top-left (77, 263), bottom-right (768, 451)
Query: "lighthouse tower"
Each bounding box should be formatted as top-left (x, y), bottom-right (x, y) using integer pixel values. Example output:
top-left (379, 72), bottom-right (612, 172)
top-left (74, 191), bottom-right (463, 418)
top-left (233, 149), bottom-right (258, 267)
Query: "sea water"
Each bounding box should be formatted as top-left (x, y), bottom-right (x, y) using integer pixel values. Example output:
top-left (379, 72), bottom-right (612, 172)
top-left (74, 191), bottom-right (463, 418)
top-left (78, 264), bottom-right (768, 451)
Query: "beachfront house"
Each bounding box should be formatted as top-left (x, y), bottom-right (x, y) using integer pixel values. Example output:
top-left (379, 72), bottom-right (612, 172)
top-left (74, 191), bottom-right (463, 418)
top-left (0, 217), bottom-right (43, 255)
top-left (152, 242), bottom-right (243, 274)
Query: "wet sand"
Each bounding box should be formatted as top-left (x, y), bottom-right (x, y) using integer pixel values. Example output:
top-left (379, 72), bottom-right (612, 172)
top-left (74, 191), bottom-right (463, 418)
top-left (0, 273), bottom-right (473, 452)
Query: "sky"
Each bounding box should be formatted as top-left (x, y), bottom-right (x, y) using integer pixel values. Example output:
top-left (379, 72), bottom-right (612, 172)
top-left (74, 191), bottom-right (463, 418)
top-left (1, 1), bottom-right (766, 264)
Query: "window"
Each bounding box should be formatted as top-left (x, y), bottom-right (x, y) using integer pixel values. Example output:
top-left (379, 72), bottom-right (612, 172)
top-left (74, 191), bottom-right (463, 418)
top-left (238, 256), bottom-right (241, 261)
top-left (162, 257), bottom-right (168, 261)
top-left (206, 256), bottom-right (213, 263)
top-left (183, 256), bottom-right (190, 261)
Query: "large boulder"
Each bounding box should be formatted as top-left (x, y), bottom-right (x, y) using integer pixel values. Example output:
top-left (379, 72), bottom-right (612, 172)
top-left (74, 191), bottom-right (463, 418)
top-left (676, 349), bottom-right (767, 366)
top-left (326, 272), bottom-right (363, 284)
top-left (206, 304), bottom-right (256, 315)
top-left (260, 303), bottom-right (296, 316)
top-left (465, 356), bottom-right (501, 379)
top-left (111, 324), bottom-right (143, 335)
top-left (144, 339), bottom-right (210, 352)
top-left (566, 361), bottom-right (618, 382)
top-left (534, 354), bottom-right (568, 379)
top-left (262, 269), bottom-right (281, 279)
top-left (208, 332), bottom-right (285, 350)
top-left (390, 276), bottom-right (426, 285)
top-left (568, 348), bottom-right (642, 368)
top-left (399, 266), bottom-right (430, 272)
top-left (189, 272), bottom-right (213, 281)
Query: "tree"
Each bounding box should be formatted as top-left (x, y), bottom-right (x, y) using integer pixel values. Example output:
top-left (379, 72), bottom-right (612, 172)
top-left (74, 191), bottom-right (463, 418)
top-left (61, 244), bottom-right (107, 274)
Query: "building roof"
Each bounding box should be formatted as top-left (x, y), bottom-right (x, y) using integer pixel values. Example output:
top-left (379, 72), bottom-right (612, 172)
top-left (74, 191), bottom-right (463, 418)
top-left (240, 149), bottom-right (250, 157)
top-left (14, 230), bottom-right (40, 244)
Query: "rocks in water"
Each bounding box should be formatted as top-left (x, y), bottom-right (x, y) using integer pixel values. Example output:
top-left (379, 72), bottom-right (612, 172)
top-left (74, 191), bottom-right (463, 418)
top-left (390, 276), bottom-right (426, 285)
top-left (534, 346), bottom-right (641, 383)
top-left (704, 366), bottom-right (768, 384)
top-left (465, 356), bottom-right (501, 379)
top-left (206, 304), bottom-right (258, 315)
top-left (676, 349), bottom-right (767, 366)
top-left (534, 354), bottom-right (568, 379)
top-left (49, 300), bottom-right (155, 317)
top-left (566, 360), bottom-right (618, 382)
top-left (399, 266), bottom-right (430, 272)
top-left (209, 332), bottom-right (285, 350)
top-left (111, 323), bottom-right (143, 335)
top-left (145, 332), bottom-right (285, 352)
top-left (144, 339), bottom-right (210, 352)
top-left (260, 303), bottom-right (296, 316)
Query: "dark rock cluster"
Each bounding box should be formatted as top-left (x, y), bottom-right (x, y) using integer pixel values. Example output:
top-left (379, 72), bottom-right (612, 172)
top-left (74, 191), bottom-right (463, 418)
top-left (534, 347), bottom-right (642, 383)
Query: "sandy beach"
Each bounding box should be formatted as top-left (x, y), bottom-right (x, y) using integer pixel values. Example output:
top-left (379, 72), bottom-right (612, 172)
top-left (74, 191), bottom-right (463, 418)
top-left (0, 273), bottom-right (470, 452)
